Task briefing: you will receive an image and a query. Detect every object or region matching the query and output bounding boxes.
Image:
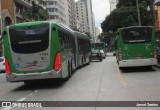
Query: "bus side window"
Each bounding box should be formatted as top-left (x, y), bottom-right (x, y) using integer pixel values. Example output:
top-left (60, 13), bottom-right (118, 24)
top-left (59, 31), bottom-right (64, 50)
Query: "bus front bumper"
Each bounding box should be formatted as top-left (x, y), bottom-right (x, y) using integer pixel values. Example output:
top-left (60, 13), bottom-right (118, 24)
top-left (6, 70), bottom-right (62, 82)
top-left (119, 58), bottom-right (157, 67)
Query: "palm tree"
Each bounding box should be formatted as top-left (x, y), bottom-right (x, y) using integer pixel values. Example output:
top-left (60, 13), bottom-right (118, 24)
top-left (22, 0), bottom-right (49, 21)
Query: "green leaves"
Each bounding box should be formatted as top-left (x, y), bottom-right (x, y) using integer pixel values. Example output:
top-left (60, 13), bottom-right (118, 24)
top-left (101, 0), bottom-right (154, 33)
top-left (22, 0), bottom-right (49, 21)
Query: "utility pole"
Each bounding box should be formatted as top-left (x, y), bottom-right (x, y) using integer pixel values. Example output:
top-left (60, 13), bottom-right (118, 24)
top-left (136, 0), bottom-right (141, 26)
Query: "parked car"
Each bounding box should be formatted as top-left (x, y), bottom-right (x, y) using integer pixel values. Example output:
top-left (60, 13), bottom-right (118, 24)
top-left (100, 50), bottom-right (106, 59)
top-left (0, 57), bottom-right (5, 72)
top-left (91, 49), bottom-right (103, 61)
top-left (113, 51), bottom-right (116, 56)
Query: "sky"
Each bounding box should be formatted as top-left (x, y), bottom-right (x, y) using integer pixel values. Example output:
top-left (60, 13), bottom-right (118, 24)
top-left (92, 0), bottom-right (110, 28)
top-left (75, 0), bottom-right (110, 29)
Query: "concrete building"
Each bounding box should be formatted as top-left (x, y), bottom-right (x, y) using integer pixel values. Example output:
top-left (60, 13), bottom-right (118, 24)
top-left (75, 1), bottom-right (88, 33)
top-left (95, 27), bottom-right (101, 43)
top-left (109, 0), bottom-right (119, 12)
top-left (75, 0), bottom-right (95, 42)
top-left (67, 0), bottom-right (77, 30)
top-left (46, 0), bottom-right (77, 30)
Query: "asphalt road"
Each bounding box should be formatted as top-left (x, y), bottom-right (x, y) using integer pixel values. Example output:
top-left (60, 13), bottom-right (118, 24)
top-left (0, 53), bottom-right (160, 110)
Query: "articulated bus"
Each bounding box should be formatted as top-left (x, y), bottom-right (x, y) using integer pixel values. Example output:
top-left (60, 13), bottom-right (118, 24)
top-left (2, 21), bottom-right (91, 83)
top-left (92, 42), bottom-right (106, 52)
top-left (115, 26), bottom-right (157, 67)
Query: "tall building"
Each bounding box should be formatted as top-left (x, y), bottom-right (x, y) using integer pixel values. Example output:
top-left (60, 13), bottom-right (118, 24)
top-left (68, 0), bottom-right (77, 30)
top-left (46, 0), bottom-right (76, 29)
top-left (109, 0), bottom-right (119, 12)
top-left (95, 27), bottom-right (100, 43)
top-left (75, 0), bottom-right (95, 41)
top-left (75, 1), bottom-right (88, 33)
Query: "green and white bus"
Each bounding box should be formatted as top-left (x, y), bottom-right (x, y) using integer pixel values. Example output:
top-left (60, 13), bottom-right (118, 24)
top-left (2, 21), bottom-right (91, 82)
top-left (92, 42), bottom-right (106, 52)
top-left (115, 26), bottom-right (157, 67)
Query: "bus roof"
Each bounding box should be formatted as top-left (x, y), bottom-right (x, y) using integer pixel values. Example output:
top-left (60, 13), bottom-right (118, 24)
top-left (118, 26), bottom-right (153, 31)
top-left (74, 31), bottom-right (90, 40)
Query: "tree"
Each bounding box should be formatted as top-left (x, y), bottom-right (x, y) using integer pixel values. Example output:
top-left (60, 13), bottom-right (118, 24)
top-left (22, 0), bottom-right (49, 21)
top-left (101, 0), bottom-right (154, 33)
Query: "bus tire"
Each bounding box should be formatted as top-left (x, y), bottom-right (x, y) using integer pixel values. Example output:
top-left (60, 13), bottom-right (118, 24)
top-left (63, 63), bottom-right (71, 81)
top-left (81, 57), bottom-right (84, 67)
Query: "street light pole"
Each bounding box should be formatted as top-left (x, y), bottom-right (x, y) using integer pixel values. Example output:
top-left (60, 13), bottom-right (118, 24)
top-left (136, 0), bottom-right (141, 26)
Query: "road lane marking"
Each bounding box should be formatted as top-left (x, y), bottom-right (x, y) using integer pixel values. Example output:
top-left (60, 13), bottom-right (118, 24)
top-left (34, 90), bottom-right (38, 93)
top-left (17, 97), bottom-right (27, 101)
top-left (2, 90), bottom-right (39, 110)
top-left (1, 107), bottom-right (12, 110)
top-left (27, 93), bottom-right (33, 97)
top-left (115, 63), bottom-right (126, 87)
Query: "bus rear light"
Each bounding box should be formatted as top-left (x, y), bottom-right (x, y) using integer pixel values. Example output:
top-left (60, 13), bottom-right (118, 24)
top-left (118, 49), bottom-right (123, 61)
top-left (154, 48), bottom-right (157, 59)
top-left (5, 57), bottom-right (12, 76)
top-left (54, 52), bottom-right (61, 72)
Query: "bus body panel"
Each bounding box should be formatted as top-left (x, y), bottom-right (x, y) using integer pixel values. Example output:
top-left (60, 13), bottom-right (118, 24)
top-left (74, 32), bottom-right (91, 67)
top-left (119, 58), bottom-right (157, 67)
top-left (116, 26), bottom-right (157, 67)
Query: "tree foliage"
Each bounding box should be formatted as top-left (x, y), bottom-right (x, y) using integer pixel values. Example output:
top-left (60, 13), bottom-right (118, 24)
top-left (22, 0), bottom-right (49, 21)
top-left (101, 0), bottom-right (154, 33)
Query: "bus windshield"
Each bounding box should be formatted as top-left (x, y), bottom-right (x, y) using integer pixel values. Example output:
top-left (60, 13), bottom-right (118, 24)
top-left (9, 23), bottom-right (49, 54)
top-left (121, 27), bottom-right (152, 43)
top-left (94, 43), bottom-right (104, 48)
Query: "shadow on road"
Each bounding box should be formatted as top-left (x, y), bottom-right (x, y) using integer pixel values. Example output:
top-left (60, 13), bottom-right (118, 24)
top-left (12, 79), bottom-right (66, 92)
top-left (120, 66), bottom-right (156, 73)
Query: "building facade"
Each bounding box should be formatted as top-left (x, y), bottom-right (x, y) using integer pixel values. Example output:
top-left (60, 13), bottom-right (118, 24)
top-left (75, 0), bottom-right (95, 42)
top-left (75, 1), bottom-right (88, 33)
top-left (46, 0), bottom-right (77, 29)
top-left (95, 27), bottom-right (100, 43)
top-left (109, 0), bottom-right (119, 12)
top-left (67, 0), bottom-right (77, 30)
